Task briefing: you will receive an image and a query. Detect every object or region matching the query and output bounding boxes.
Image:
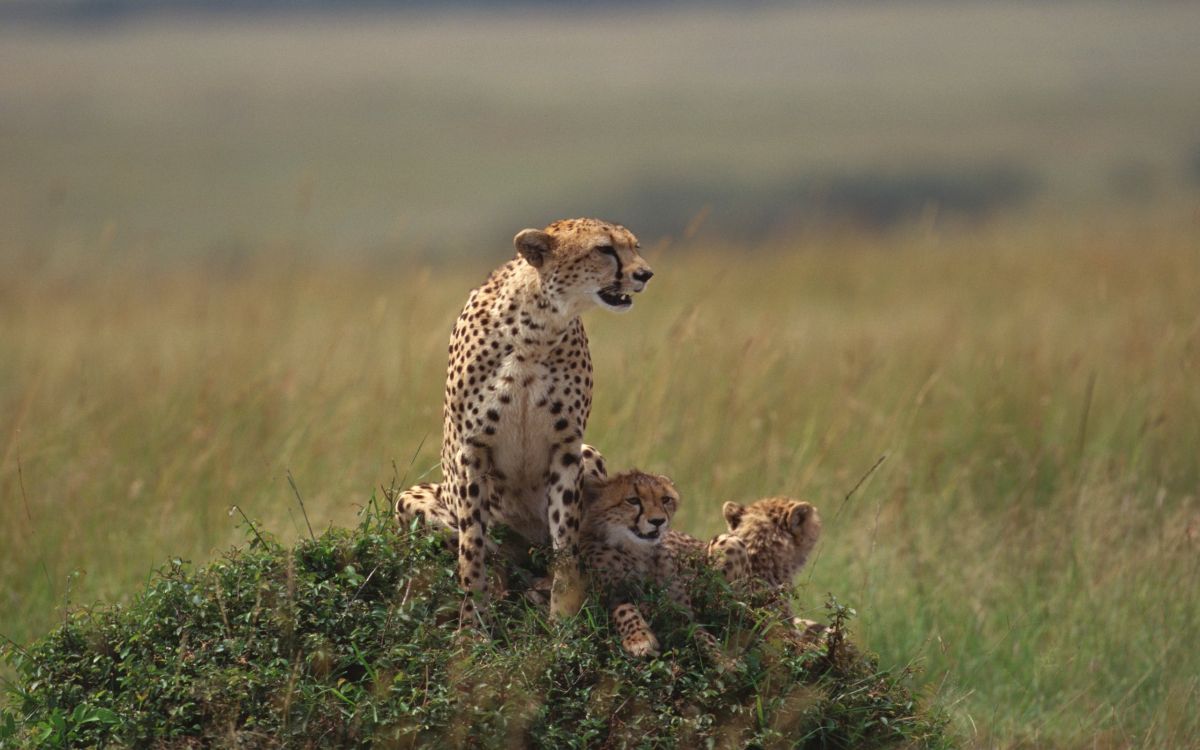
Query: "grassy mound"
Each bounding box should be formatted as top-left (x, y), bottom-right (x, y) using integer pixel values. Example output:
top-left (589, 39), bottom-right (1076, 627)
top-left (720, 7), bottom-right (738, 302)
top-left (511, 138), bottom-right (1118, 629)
top-left (0, 500), bottom-right (950, 749)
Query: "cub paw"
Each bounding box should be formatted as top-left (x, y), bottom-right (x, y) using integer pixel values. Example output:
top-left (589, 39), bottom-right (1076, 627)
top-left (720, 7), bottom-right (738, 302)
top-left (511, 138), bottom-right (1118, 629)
top-left (622, 632), bottom-right (661, 658)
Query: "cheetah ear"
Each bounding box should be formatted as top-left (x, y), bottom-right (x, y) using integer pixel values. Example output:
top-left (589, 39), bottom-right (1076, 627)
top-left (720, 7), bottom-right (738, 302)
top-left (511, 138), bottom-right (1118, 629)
top-left (514, 228), bottom-right (554, 269)
top-left (787, 502), bottom-right (811, 531)
top-left (722, 501), bottom-right (745, 531)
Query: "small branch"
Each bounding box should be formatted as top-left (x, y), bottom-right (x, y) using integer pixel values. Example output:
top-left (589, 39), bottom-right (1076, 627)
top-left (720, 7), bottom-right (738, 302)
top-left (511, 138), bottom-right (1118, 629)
top-left (286, 469), bottom-right (316, 541)
top-left (230, 505), bottom-right (268, 548)
top-left (400, 432), bottom-right (429, 491)
top-left (0, 630), bottom-right (29, 658)
top-left (1076, 370), bottom-right (1097, 463)
top-left (17, 451), bottom-right (32, 524)
top-left (350, 565), bottom-right (379, 604)
top-left (834, 453), bottom-right (888, 521)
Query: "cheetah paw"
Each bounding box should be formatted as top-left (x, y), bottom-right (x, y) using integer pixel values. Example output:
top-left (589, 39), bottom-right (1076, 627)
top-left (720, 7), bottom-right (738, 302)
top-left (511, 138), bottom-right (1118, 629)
top-left (622, 633), bottom-right (661, 658)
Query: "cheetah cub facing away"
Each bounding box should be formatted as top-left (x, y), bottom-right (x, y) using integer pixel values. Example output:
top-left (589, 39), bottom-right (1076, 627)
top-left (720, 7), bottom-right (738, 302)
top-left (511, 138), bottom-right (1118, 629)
top-left (722, 497), bottom-right (824, 634)
top-left (437, 219), bottom-right (654, 627)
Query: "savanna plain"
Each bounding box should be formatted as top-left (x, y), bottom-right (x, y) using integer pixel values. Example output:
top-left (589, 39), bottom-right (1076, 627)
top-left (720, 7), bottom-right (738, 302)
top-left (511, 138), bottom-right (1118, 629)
top-left (3, 213), bottom-right (1198, 747)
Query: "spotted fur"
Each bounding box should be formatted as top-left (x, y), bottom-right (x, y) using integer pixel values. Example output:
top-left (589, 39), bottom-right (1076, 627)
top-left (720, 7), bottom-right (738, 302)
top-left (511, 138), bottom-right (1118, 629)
top-left (576, 447), bottom-right (750, 589)
top-left (393, 444), bottom-right (609, 548)
top-left (395, 457), bottom-right (726, 657)
top-left (432, 219), bottom-right (654, 626)
top-left (723, 497), bottom-right (823, 634)
top-left (721, 498), bottom-right (822, 590)
top-left (578, 470), bottom-right (680, 657)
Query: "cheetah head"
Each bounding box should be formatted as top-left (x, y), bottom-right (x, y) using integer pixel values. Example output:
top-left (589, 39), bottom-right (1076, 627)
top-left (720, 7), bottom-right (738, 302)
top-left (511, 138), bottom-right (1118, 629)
top-left (722, 497), bottom-right (822, 581)
top-left (583, 470), bottom-right (679, 546)
top-left (513, 218), bottom-right (653, 314)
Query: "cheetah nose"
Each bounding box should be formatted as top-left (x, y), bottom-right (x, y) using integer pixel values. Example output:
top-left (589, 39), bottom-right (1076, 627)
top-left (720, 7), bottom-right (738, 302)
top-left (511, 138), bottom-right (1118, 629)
top-left (632, 268), bottom-right (654, 283)
top-left (649, 517), bottom-right (666, 528)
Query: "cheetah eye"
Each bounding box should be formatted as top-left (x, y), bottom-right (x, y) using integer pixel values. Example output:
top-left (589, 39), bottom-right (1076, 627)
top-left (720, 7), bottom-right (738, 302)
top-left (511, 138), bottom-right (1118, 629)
top-left (662, 496), bottom-right (675, 506)
top-left (595, 244), bottom-right (616, 256)
top-left (624, 496), bottom-right (641, 506)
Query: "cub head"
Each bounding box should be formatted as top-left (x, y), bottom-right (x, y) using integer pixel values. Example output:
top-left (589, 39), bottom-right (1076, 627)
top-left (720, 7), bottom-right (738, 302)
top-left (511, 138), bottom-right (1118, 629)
top-left (722, 497), bottom-right (822, 583)
top-left (582, 470), bottom-right (679, 546)
top-left (513, 217), bottom-right (653, 314)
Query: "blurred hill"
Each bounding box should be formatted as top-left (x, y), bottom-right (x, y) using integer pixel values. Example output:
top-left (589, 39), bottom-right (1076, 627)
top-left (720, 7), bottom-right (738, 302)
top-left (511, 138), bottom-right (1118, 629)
top-left (2, 1), bottom-right (1199, 260)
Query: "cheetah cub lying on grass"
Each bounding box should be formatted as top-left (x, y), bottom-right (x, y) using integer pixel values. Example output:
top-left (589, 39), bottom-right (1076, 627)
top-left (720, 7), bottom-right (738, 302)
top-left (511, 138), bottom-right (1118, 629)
top-left (577, 469), bottom-right (730, 659)
top-left (721, 497), bottom-right (824, 637)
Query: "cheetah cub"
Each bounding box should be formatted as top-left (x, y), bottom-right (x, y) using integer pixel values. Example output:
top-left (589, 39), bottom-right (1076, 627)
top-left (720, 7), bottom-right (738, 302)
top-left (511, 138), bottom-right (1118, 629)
top-left (581, 470), bottom-right (711, 659)
top-left (722, 497), bottom-right (823, 634)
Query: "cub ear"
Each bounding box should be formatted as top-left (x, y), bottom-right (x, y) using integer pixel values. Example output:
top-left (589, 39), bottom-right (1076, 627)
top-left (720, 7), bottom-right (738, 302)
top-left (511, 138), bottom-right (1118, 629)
top-left (722, 501), bottom-right (745, 531)
top-left (513, 228), bottom-right (554, 268)
top-left (655, 475), bottom-right (680, 505)
top-left (787, 502), bottom-right (812, 531)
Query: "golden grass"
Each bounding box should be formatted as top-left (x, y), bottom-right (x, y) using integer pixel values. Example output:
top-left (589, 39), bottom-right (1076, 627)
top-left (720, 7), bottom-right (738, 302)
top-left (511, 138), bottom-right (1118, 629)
top-left (2, 211), bottom-right (1199, 746)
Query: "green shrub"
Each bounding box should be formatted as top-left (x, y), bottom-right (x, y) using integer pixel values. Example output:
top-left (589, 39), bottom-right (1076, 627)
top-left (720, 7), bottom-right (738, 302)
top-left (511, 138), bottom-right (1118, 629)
top-left (1, 498), bottom-right (950, 749)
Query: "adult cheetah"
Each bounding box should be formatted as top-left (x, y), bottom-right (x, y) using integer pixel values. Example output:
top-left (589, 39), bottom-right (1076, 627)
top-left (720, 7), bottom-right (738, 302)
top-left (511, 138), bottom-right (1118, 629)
top-left (439, 218), bottom-right (653, 626)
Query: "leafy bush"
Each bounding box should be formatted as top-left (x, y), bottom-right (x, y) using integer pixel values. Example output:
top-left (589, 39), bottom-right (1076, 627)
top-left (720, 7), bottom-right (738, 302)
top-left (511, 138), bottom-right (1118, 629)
top-left (1, 498), bottom-right (951, 748)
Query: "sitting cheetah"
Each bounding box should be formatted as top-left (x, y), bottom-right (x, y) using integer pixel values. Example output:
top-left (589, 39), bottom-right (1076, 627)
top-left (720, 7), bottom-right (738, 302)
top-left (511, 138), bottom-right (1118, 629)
top-left (722, 497), bottom-right (824, 634)
top-left (435, 219), bottom-right (653, 626)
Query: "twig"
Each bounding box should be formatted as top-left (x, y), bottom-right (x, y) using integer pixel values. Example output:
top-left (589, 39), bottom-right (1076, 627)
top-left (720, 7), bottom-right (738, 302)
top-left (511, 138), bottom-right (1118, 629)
top-left (17, 451), bottom-right (32, 524)
top-left (400, 432), bottom-right (429, 491)
top-left (350, 565), bottom-right (380, 604)
top-left (16, 451), bottom-right (54, 593)
top-left (1076, 370), bottom-right (1097, 464)
top-left (834, 453), bottom-right (888, 521)
top-left (286, 469), bottom-right (316, 541)
top-left (230, 505), bottom-right (268, 548)
top-left (0, 631), bottom-right (29, 658)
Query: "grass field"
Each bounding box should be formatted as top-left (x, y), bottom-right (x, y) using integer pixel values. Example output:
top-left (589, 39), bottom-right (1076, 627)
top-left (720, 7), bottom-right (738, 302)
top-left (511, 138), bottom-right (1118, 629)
top-left (3, 209), bottom-right (1199, 746)
top-left (3, 2), bottom-right (1200, 744)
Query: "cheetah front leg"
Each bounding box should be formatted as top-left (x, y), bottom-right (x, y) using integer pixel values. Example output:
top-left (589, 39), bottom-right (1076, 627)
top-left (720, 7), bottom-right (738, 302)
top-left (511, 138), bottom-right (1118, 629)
top-left (546, 442), bottom-right (586, 620)
top-left (449, 445), bottom-right (492, 628)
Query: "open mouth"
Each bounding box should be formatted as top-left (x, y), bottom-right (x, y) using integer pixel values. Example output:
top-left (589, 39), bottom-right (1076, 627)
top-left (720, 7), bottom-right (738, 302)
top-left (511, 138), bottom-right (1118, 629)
top-left (597, 286), bottom-right (634, 309)
top-left (633, 528), bottom-right (660, 540)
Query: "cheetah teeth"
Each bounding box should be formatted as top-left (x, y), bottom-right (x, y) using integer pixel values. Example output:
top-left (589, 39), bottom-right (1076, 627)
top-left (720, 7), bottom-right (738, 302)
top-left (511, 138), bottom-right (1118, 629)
top-left (597, 289), bottom-right (633, 308)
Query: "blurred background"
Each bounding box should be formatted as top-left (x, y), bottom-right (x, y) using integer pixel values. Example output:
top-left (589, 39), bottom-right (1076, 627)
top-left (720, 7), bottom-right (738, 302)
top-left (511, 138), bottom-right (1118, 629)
top-left (2, 2), bottom-right (1199, 747)
top-left (3, 1), bottom-right (1200, 261)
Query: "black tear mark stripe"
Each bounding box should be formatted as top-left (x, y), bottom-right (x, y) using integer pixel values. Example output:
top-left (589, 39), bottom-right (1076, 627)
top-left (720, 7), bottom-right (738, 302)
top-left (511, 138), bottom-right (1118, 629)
top-left (600, 243), bottom-right (622, 285)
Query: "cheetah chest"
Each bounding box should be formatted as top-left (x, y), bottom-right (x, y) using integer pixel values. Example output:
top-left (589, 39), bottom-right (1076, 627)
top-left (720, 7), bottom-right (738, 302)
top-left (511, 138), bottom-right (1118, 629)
top-left (485, 354), bottom-right (582, 540)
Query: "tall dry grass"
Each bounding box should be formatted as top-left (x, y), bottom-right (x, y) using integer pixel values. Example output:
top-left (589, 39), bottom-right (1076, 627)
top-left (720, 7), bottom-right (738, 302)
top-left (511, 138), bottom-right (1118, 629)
top-left (2, 211), bottom-right (1199, 746)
